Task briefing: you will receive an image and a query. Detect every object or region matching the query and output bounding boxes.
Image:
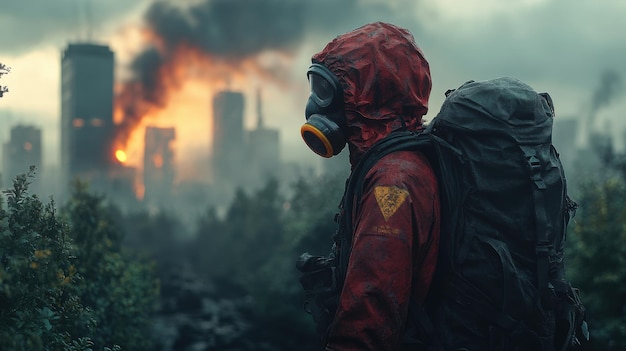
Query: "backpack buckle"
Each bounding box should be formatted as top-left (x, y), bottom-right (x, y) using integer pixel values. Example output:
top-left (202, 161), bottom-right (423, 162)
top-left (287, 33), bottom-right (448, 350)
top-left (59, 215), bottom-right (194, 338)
top-left (526, 154), bottom-right (547, 189)
top-left (527, 155), bottom-right (541, 173)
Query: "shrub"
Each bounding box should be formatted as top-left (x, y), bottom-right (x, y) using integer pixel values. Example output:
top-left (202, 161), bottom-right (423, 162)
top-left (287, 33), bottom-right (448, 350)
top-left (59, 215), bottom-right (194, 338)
top-left (567, 178), bottom-right (626, 350)
top-left (0, 169), bottom-right (94, 350)
top-left (62, 181), bottom-right (160, 350)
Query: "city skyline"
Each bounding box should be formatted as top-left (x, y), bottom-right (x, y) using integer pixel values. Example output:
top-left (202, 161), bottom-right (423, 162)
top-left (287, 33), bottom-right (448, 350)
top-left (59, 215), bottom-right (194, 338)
top-left (1, 40), bottom-right (294, 209)
top-left (2, 0), bottom-right (626, 175)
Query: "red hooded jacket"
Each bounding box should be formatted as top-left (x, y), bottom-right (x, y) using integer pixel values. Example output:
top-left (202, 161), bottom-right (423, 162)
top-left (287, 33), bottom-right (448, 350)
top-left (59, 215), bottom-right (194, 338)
top-left (312, 22), bottom-right (440, 350)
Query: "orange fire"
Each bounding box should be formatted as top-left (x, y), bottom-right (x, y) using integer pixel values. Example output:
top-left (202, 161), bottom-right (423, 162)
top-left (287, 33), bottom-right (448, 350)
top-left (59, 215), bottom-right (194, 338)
top-left (115, 149), bottom-right (127, 163)
top-left (110, 26), bottom-right (295, 197)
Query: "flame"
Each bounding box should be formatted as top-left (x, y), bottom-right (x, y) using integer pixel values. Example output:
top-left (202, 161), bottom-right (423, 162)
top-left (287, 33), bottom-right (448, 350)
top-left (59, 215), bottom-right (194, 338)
top-left (110, 27), bottom-right (295, 188)
top-left (115, 149), bottom-right (127, 163)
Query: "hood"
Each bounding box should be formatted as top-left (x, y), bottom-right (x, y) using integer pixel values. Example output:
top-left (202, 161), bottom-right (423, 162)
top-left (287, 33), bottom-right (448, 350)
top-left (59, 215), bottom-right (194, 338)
top-left (312, 22), bottom-right (431, 166)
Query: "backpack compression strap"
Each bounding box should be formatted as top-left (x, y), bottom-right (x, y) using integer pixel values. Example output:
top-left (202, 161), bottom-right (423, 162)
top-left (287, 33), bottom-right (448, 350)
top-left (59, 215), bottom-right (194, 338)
top-left (521, 146), bottom-right (554, 308)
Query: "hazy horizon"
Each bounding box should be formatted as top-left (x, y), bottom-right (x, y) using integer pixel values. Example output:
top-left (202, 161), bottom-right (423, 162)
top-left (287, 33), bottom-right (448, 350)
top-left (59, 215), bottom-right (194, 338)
top-left (1, 0), bottom-right (625, 172)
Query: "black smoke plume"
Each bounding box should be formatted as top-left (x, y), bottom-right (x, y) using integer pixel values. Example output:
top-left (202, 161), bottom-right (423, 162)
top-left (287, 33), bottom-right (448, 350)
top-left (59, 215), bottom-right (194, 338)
top-left (590, 69), bottom-right (623, 117)
top-left (115, 0), bottom-right (406, 144)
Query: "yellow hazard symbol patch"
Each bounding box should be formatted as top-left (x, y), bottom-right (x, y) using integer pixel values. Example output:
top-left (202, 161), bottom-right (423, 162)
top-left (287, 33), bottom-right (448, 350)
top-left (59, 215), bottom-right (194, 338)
top-left (374, 186), bottom-right (409, 221)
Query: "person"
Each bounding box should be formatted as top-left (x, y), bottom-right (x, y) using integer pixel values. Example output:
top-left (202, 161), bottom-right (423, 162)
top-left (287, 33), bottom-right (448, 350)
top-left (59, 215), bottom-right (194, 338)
top-left (299, 21), bottom-right (440, 350)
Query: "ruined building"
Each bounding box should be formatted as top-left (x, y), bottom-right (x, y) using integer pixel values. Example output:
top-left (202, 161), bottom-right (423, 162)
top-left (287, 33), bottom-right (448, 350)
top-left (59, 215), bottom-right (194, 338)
top-left (212, 91), bottom-right (245, 186)
top-left (2, 125), bottom-right (42, 191)
top-left (246, 89), bottom-right (280, 187)
top-left (144, 126), bottom-right (176, 208)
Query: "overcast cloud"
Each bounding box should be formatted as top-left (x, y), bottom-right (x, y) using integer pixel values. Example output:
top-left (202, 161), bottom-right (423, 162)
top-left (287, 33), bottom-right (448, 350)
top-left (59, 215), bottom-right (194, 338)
top-left (0, 0), bottom-right (147, 54)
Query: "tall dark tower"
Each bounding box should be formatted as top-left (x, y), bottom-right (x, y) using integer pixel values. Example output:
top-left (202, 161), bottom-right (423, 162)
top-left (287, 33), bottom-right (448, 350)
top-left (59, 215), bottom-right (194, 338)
top-left (212, 91), bottom-right (244, 184)
top-left (247, 89), bottom-right (280, 186)
top-left (60, 43), bottom-right (114, 184)
top-left (2, 125), bottom-right (42, 189)
top-left (144, 126), bottom-right (176, 208)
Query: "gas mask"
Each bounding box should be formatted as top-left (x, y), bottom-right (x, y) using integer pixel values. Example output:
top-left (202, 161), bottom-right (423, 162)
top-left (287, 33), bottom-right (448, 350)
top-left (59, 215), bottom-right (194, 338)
top-left (301, 63), bottom-right (347, 158)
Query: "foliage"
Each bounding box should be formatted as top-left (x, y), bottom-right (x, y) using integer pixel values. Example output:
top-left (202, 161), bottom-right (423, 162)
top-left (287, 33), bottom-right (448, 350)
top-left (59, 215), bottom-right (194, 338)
top-left (0, 62), bottom-right (9, 97)
top-left (286, 175), bottom-right (346, 256)
top-left (62, 181), bottom-right (160, 350)
top-left (192, 178), bottom-right (287, 286)
top-left (0, 168), bottom-right (94, 350)
top-left (567, 178), bottom-right (626, 350)
top-left (189, 174), bottom-right (346, 349)
top-left (120, 209), bottom-right (188, 272)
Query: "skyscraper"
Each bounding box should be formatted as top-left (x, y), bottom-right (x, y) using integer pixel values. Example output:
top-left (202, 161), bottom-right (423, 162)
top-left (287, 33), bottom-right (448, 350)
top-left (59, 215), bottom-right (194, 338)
top-left (212, 91), bottom-right (244, 184)
top-left (2, 125), bottom-right (42, 189)
top-left (60, 43), bottom-right (114, 184)
top-left (144, 126), bottom-right (176, 207)
top-left (247, 89), bottom-right (280, 185)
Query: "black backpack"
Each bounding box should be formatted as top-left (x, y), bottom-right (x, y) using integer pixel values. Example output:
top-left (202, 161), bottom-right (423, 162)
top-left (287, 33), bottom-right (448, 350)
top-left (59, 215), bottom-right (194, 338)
top-left (298, 77), bottom-right (589, 350)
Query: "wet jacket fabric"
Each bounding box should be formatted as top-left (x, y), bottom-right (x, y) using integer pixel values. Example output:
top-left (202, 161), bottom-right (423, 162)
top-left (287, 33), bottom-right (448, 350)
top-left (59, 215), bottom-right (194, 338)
top-left (311, 22), bottom-right (432, 167)
top-left (311, 22), bottom-right (441, 350)
top-left (327, 151), bottom-right (440, 350)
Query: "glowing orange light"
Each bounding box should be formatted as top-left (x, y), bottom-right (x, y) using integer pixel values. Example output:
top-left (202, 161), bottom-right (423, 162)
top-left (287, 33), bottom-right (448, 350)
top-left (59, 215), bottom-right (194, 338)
top-left (73, 118), bottom-right (84, 128)
top-left (135, 183), bottom-right (145, 200)
top-left (152, 153), bottom-right (163, 168)
top-left (115, 150), bottom-right (127, 163)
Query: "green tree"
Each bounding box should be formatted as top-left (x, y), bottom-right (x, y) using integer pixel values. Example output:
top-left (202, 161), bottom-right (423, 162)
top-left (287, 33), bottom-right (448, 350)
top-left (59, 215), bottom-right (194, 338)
top-left (0, 169), bottom-right (94, 350)
top-left (120, 210), bottom-right (186, 270)
top-left (287, 174), bottom-right (346, 257)
top-left (193, 178), bottom-right (287, 287)
top-left (190, 174), bottom-right (346, 349)
top-left (567, 178), bottom-right (626, 350)
top-left (62, 181), bottom-right (160, 350)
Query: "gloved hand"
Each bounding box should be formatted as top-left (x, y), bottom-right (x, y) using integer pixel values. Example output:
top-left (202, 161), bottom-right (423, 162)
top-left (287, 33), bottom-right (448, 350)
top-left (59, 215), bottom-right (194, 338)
top-left (296, 252), bottom-right (339, 345)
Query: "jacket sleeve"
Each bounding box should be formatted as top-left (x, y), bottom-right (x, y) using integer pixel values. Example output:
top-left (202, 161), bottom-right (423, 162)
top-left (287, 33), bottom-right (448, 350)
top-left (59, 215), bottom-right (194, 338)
top-left (325, 152), bottom-right (439, 351)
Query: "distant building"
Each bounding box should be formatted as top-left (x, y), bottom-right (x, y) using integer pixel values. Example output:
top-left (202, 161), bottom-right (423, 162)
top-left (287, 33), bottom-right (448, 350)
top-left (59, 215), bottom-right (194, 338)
top-left (60, 43), bottom-right (115, 186)
top-left (2, 125), bottom-right (42, 190)
top-left (552, 117), bottom-right (579, 174)
top-left (107, 164), bottom-right (138, 211)
top-left (144, 126), bottom-right (176, 208)
top-left (212, 91), bottom-right (245, 185)
top-left (246, 89), bottom-right (280, 187)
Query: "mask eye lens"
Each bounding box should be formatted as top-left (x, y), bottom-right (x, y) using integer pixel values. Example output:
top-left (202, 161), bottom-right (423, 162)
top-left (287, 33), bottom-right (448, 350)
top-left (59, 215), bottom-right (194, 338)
top-left (309, 73), bottom-right (335, 107)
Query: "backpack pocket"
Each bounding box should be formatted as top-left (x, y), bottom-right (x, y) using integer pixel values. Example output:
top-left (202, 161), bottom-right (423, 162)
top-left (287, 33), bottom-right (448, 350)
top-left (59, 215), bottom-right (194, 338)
top-left (460, 230), bottom-right (538, 317)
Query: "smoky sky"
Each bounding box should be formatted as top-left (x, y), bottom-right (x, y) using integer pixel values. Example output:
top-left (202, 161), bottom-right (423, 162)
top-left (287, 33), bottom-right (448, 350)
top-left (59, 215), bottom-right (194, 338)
top-left (590, 70), bottom-right (623, 115)
top-left (116, 0), bottom-right (418, 139)
top-left (129, 47), bottom-right (167, 105)
top-left (139, 0), bottom-right (411, 63)
top-left (0, 0), bottom-right (142, 54)
top-left (420, 0), bottom-right (626, 91)
top-left (143, 0), bottom-right (415, 58)
top-left (128, 0), bottom-right (421, 89)
top-left (145, 0), bottom-right (308, 58)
